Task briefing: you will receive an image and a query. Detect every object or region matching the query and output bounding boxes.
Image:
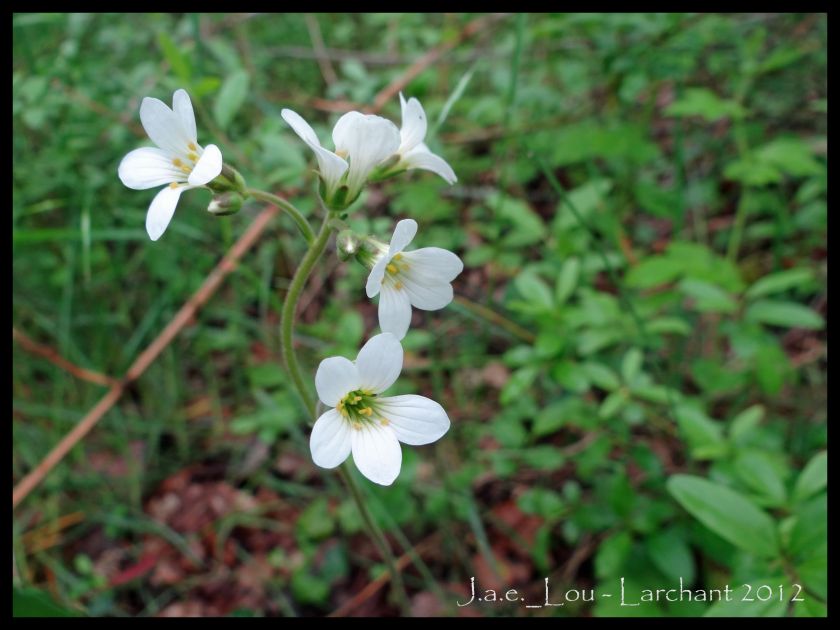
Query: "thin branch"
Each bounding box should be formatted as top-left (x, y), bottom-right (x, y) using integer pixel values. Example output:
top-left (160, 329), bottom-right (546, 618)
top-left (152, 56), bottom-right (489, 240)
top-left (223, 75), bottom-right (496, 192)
top-left (13, 328), bottom-right (118, 387)
top-left (305, 13), bottom-right (339, 88)
top-left (368, 13), bottom-right (510, 114)
top-left (12, 205), bottom-right (280, 509)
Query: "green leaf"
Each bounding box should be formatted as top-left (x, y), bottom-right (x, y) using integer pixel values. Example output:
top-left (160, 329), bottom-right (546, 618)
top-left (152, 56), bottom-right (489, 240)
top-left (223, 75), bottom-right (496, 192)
top-left (793, 451), bottom-right (827, 503)
top-left (646, 529), bottom-right (696, 585)
top-left (745, 300), bottom-right (824, 330)
top-left (13, 587), bottom-right (79, 617)
top-left (582, 361), bottom-right (620, 391)
top-left (729, 404), bottom-right (765, 442)
top-left (665, 87), bottom-right (747, 121)
top-left (157, 32), bottom-right (191, 83)
top-left (625, 256), bottom-right (681, 289)
top-left (734, 450), bottom-right (787, 507)
top-left (674, 406), bottom-right (726, 459)
top-left (599, 389), bottom-right (629, 419)
top-left (213, 70), bottom-right (250, 129)
top-left (621, 348), bottom-right (643, 384)
top-left (678, 278), bottom-right (737, 314)
top-left (555, 257), bottom-right (580, 305)
top-left (594, 531), bottom-right (632, 578)
top-left (491, 193), bottom-right (545, 248)
top-left (787, 494), bottom-right (826, 561)
top-left (514, 270), bottom-right (554, 311)
top-left (517, 487), bottom-right (565, 519)
top-left (745, 268), bottom-right (816, 300)
top-left (667, 475), bottom-right (779, 557)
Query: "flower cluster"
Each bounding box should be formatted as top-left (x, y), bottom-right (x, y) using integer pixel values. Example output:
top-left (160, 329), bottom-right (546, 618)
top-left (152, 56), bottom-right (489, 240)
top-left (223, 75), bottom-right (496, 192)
top-left (118, 88), bottom-right (463, 485)
top-left (282, 93), bottom-right (456, 211)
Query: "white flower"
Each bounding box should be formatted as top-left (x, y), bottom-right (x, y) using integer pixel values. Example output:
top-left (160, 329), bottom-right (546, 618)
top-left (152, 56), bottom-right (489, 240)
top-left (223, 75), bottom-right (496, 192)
top-left (366, 219), bottom-right (463, 340)
top-left (118, 89), bottom-right (223, 241)
top-left (392, 93), bottom-right (457, 185)
top-left (311, 333), bottom-right (451, 486)
top-left (281, 108), bottom-right (400, 208)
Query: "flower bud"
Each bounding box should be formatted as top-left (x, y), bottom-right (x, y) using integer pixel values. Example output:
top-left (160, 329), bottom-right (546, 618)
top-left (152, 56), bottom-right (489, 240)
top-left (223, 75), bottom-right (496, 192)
top-left (354, 236), bottom-right (389, 270)
top-left (207, 164), bottom-right (248, 196)
top-left (336, 229), bottom-right (361, 262)
top-left (208, 192), bottom-right (244, 216)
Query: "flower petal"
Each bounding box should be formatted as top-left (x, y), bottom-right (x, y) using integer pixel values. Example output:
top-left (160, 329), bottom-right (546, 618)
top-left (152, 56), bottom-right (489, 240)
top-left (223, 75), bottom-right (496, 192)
top-left (400, 272), bottom-right (454, 311)
top-left (146, 184), bottom-right (187, 241)
top-left (398, 93), bottom-right (427, 154)
top-left (281, 108), bottom-right (322, 147)
top-left (281, 108), bottom-right (348, 191)
top-left (118, 147), bottom-right (183, 190)
top-left (378, 286), bottom-right (413, 340)
top-left (310, 408), bottom-right (352, 469)
top-left (188, 143), bottom-right (223, 186)
top-left (401, 247), bottom-right (464, 284)
top-left (351, 423), bottom-right (402, 486)
top-left (403, 143), bottom-right (457, 185)
top-left (366, 254), bottom-right (389, 298)
top-left (172, 89), bottom-right (197, 142)
top-left (139, 96), bottom-right (193, 156)
top-left (355, 332), bottom-right (403, 395)
top-left (315, 356), bottom-right (360, 407)
top-left (377, 395), bottom-right (451, 446)
top-left (388, 218), bottom-right (417, 255)
top-left (332, 112), bottom-right (400, 195)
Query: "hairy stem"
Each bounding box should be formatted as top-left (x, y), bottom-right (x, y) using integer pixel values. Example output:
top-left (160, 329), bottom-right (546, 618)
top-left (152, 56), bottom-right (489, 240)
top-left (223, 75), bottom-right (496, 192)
top-left (280, 213), bottom-right (332, 414)
top-left (276, 202), bottom-right (409, 612)
top-left (248, 188), bottom-right (315, 243)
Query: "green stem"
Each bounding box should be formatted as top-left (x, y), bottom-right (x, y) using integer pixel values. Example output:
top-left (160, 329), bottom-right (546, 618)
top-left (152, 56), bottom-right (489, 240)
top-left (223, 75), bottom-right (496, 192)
top-left (248, 188), bottom-right (315, 244)
top-left (280, 214), bottom-right (332, 415)
top-left (338, 466), bottom-right (410, 612)
top-left (273, 200), bottom-right (409, 612)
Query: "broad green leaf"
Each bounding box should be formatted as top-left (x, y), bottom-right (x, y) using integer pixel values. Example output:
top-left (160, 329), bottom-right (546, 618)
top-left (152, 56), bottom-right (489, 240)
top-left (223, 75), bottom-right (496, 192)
top-left (595, 531), bottom-right (633, 578)
top-left (667, 475), bottom-right (779, 557)
top-left (665, 87), bottom-right (747, 121)
top-left (514, 270), bottom-right (554, 311)
top-left (734, 450), bottom-right (788, 506)
top-left (625, 255), bottom-right (681, 289)
top-left (599, 389), bottom-right (629, 419)
top-left (787, 494), bottom-right (826, 561)
top-left (745, 268), bottom-right (816, 300)
top-left (582, 361), bottom-right (621, 391)
top-left (646, 529), bottom-right (696, 585)
top-left (678, 278), bottom-right (737, 314)
top-left (729, 405), bottom-right (765, 442)
top-left (793, 451), bottom-right (827, 503)
top-left (674, 406), bottom-right (726, 459)
top-left (745, 300), bottom-right (824, 330)
top-left (214, 70), bottom-right (250, 129)
top-left (517, 487), bottom-right (565, 519)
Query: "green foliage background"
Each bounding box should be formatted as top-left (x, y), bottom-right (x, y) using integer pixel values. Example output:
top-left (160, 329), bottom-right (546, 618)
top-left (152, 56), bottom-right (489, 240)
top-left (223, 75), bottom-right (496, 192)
top-left (13, 13), bottom-right (826, 617)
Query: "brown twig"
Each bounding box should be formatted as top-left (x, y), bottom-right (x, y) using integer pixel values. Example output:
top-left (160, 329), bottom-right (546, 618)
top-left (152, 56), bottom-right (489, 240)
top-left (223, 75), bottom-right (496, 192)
top-left (368, 13), bottom-right (511, 114)
top-left (305, 13), bottom-right (339, 88)
top-left (13, 328), bottom-right (118, 387)
top-left (12, 205), bottom-right (280, 510)
top-left (328, 535), bottom-right (438, 617)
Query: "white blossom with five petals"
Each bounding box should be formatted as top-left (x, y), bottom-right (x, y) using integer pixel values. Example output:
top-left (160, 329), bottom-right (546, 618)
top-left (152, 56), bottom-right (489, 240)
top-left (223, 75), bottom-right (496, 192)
top-left (392, 93), bottom-right (457, 184)
top-left (311, 333), bottom-right (451, 486)
top-left (281, 108), bottom-right (400, 207)
top-left (366, 219), bottom-right (463, 340)
top-left (118, 89), bottom-right (223, 241)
